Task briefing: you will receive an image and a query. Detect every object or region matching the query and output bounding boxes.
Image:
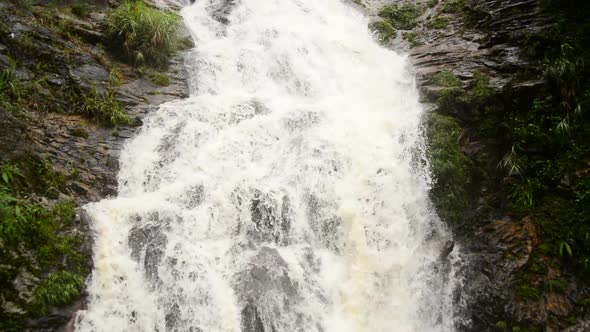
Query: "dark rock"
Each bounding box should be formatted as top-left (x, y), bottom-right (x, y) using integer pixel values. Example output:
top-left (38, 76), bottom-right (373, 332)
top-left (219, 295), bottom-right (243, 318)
top-left (235, 247), bottom-right (300, 332)
top-left (247, 190), bottom-right (291, 245)
top-left (440, 240), bottom-right (455, 259)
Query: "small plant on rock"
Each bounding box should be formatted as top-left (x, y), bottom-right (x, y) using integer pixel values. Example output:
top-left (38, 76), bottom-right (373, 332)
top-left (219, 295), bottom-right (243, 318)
top-left (104, 0), bottom-right (183, 67)
top-left (378, 4), bottom-right (421, 30)
top-left (368, 20), bottom-right (396, 43)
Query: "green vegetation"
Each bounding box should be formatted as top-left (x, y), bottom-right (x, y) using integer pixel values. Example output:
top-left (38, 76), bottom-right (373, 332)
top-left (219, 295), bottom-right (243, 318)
top-left (0, 159), bottom-right (89, 331)
top-left (71, 2), bottom-right (94, 18)
top-left (402, 31), bottom-right (420, 48)
top-left (378, 3), bottom-right (421, 30)
top-left (0, 58), bottom-right (29, 115)
top-left (442, 0), bottom-right (466, 13)
top-left (77, 89), bottom-right (130, 126)
top-left (150, 71), bottom-right (171, 86)
top-left (104, 0), bottom-right (184, 67)
top-left (425, 4), bottom-right (590, 328)
top-left (428, 16), bottom-right (450, 29)
top-left (368, 20), bottom-right (396, 43)
top-left (425, 112), bottom-right (472, 224)
top-left (515, 284), bottom-right (542, 301)
top-left (33, 271), bottom-right (85, 314)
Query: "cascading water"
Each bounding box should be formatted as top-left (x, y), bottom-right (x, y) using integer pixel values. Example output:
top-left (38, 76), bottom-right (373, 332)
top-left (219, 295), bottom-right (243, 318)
top-left (75, 0), bottom-right (462, 331)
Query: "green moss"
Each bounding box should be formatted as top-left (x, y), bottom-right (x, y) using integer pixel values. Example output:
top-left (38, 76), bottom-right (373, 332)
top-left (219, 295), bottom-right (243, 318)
top-left (149, 71), bottom-right (171, 86)
top-left (428, 0), bottom-right (438, 8)
top-left (368, 20), bottom-right (396, 43)
top-left (104, 0), bottom-right (183, 67)
top-left (442, 0), bottom-right (466, 13)
top-left (402, 31), bottom-right (420, 48)
top-left (429, 16), bottom-right (450, 29)
top-left (516, 284), bottom-right (542, 301)
top-left (378, 4), bottom-right (421, 30)
top-left (425, 113), bottom-right (472, 223)
top-left (33, 271), bottom-right (85, 314)
top-left (544, 278), bottom-right (567, 293)
top-left (71, 3), bottom-right (94, 18)
top-left (69, 127), bottom-right (89, 139)
top-left (432, 71), bottom-right (462, 88)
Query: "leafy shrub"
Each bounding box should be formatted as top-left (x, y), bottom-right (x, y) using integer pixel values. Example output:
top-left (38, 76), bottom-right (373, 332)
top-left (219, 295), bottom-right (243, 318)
top-left (104, 0), bottom-right (183, 67)
top-left (432, 70), bottom-right (462, 88)
top-left (378, 4), bottom-right (421, 30)
top-left (368, 20), bottom-right (396, 43)
top-left (33, 271), bottom-right (85, 314)
top-left (425, 113), bottom-right (472, 223)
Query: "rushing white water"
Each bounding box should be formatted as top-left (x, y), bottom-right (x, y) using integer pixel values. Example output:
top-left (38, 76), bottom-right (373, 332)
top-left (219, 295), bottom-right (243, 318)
top-left (75, 0), bottom-right (461, 331)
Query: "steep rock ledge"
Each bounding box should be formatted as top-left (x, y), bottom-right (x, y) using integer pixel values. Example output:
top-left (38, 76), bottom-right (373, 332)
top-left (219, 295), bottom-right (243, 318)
top-left (362, 0), bottom-right (590, 330)
top-left (0, 0), bottom-right (190, 330)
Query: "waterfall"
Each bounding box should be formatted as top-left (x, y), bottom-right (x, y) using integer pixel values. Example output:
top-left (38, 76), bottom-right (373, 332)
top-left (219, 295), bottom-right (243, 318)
top-left (75, 0), bottom-right (461, 331)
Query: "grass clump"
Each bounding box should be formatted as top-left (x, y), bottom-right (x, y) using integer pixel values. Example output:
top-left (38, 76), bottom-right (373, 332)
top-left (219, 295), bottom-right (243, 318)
top-left (378, 4), bottom-right (421, 30)
top-left (104, 0), bottom-right (183, 67)
top-left (78, 89), bottom-right (130, 126)
top-left (368, 20), bottom-right (396, 43)
top-left (442, 0), bottom-right (466, 13)
top-left (432, 70), bottom-right (462, 88)
top-left (149, 71), bottom-right (171, 86)
top-left (71, 3), bottom-right (94, 18)
top-left (429, 16), bottom-right (450, 29)
top-left (402, 31), bottom-right (420, 48)
top-left (33, 271), bottom-right (85, 314)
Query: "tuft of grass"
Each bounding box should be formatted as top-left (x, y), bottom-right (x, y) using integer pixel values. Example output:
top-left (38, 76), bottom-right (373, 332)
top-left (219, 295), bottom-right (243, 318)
top-left (79, 89), bottom-right (130, 126)
top-left (378, 4), bottom-right (421, 30)
top-left (442, 0), bottom-right (466, 13)
top-left (33, 271), bottom-right (85, 314)
top-left (71, 3), bottom-right (94, 18)
top-left (402, 31), bottom-right (420, 48)
top-left (109, 65), bottom-right (124, 87)
top-left (515, 283), bottom-right (542, 301)
top-left (429, 16), bottom-right (450, 29)
top-left (368, 20), bottom-right (396, 43)
top-left (149, 71), bottom-right (171, 86)
top-left (432, 71), bottom-right (462, 88)
top-left (104, 0), bottom-right (183, 67)
top-left (544, 278), bottom-right (567, 293)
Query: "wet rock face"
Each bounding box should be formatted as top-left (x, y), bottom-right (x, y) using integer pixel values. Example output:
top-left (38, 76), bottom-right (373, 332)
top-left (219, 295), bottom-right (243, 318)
top-left (248, 191), bottom-right (292, 245)
top-left (368, 0), bottom-right (583, 330)
top-left (235, 247), bottom-right (299, 332)
top-left (129, 219), bottom-right (168, 286)
top-left (0, 1), bottom-right (189, 330)
top-left (0, 1), bottom-right (190, 203)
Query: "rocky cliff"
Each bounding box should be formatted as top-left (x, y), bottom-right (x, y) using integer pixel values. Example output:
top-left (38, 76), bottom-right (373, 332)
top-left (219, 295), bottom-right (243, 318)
top-left (0, 0), bottom-right (189, 330)
top-left (365, 0), bottom-right (590, 330)
top-left (1, 0), bottom-right (589, 331)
